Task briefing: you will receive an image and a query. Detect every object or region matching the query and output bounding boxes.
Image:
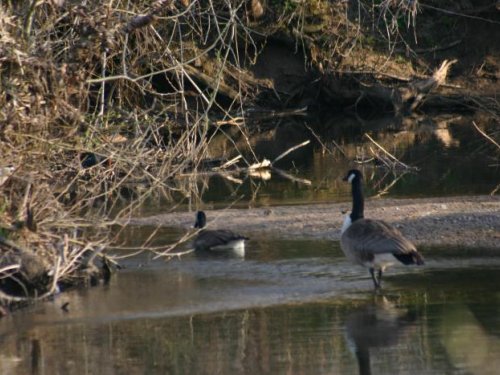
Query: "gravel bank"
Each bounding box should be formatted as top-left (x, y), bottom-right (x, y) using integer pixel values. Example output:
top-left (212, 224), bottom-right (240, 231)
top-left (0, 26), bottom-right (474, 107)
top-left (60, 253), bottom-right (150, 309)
top-left (130, 195), bottom-right (500, 249)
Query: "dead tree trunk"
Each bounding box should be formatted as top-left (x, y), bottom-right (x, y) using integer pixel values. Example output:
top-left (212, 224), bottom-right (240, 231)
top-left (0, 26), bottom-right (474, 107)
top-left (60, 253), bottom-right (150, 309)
top-left (365, 60), bottom-right (457, 115)
top-left (394, 59), bottom-right (457, 114)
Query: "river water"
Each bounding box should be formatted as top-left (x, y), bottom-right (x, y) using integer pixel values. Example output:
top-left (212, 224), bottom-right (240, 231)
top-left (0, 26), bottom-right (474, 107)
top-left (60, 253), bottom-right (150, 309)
top-left (137, 113), bottom-right (499, 214)
top-left (1, 114), bottom-right (499, 374)
top-left (2, 238), bottom-right (500, 374)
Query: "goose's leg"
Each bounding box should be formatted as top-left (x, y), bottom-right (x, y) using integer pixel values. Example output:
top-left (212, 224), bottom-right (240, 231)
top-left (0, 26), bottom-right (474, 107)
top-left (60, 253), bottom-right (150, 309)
top-left (377, 269), bottom-right (383, 289)
top-left (369, 268), bottom-right (380, 289)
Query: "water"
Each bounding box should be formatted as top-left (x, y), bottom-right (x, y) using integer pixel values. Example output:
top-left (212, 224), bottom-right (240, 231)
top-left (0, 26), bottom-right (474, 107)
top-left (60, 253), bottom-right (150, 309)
top-left (2, 239), bottom-right (500, 375)
top-left (1, 115), bottom-right (498, 374)
top-left (137, 114), bottom-right (499, 214)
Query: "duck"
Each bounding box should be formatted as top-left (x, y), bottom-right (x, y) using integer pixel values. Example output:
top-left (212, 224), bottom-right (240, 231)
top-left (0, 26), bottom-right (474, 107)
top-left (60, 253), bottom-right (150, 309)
top-left (340, 169), bottom-right (424, 289)
top-left (193, 211), bottom-right (248, 256)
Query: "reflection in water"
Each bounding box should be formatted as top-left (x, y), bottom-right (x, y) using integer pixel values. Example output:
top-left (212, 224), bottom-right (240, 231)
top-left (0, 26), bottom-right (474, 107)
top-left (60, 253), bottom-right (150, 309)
top-left (345, 297), bottom-right (417, 375)
top-left (31, 339), bottom-right (42, 375)
top-left (140, 114), bottom-right (498, 213)
top-left (2, 240), bottom-right (500, 374)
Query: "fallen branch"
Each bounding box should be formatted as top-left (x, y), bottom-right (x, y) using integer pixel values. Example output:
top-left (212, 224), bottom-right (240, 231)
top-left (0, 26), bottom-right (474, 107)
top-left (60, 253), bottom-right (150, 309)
top-left (364, 133), bottom-right (417, 170)
top-left (220, 173), bottom-right (244, 184)
top-left (153, 230), bottom-right (197, 259)
top-left (249, 159), bottom-right (272, 170)
top-left (472, 121), bottom-right (500, 150)
top-left (272, 140), bottom-right (310, 165)
top-left (212, 155), bottom-right (243, 171)
top-left (305, 123), bottom-right (346, 158)
top-left (373, 172), bottom-right (409, 198)
top-left (272, 167), bottom-right (312, 186)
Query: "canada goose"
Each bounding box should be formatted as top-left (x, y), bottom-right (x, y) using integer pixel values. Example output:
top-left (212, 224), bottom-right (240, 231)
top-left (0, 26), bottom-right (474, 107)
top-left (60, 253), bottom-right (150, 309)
top-left (340, 169), bottom-right (423, 289)
top-left (193, 211), bottom-right (248, 256)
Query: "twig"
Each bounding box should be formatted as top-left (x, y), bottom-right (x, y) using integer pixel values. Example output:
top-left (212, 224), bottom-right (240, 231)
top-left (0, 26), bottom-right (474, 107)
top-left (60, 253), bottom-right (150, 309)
top-left (0, 265), bottom-right (21, 274)
top-left (220, 173), bottom-right (244, 184)
top-left (153, 230), bottom-right (197, 259)
top-left (373, 172), bottom-right (408, 198)
top-left (304, 123), bottom-right (346, 158)
top-left (215, 117), bottom-right (245, 127)
top-left (271, 140), bottom-right (310, 165)
top-left (420, 4), bottom-right (500, 25)
top-left (491, 183), bottom-right (500, 196)
top-left (364, 133), bottom-right (416, 170)
top-left (271, 167), bottom-right (312, 186)
top-left (472, 121), bottom-right (500, 150)
top-left (212, 155), bottom-right (242, 171)
top-left (161, 248), bottom-right (195, 259)
top-left (414, 39), bottom-right (462, 54)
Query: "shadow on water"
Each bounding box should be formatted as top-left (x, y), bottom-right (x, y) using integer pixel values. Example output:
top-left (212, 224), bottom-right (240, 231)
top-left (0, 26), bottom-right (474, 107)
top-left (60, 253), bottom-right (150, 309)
top-left (2, 238), bottom-right (500, 374)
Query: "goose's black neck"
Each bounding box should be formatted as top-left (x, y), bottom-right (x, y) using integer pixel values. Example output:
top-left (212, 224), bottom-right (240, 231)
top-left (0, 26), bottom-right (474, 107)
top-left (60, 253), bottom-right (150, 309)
top-left (350, 178), bottom-right (364, 222)
top-left (195, 212), bottom-right (207, 229)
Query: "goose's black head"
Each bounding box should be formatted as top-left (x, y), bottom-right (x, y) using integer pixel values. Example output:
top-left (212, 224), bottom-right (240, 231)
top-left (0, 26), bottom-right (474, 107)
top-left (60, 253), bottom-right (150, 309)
top-left (343, 169), bottom-right (363, 184)
top-left (194, 211), bottom-right (207, 229)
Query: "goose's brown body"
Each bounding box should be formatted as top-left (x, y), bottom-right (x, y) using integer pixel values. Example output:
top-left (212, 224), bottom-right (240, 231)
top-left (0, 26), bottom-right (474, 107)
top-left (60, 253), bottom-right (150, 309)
top-left (193, 211), bottom-right (248, 256)
top-left (340, 169), bottom-right (424, 288)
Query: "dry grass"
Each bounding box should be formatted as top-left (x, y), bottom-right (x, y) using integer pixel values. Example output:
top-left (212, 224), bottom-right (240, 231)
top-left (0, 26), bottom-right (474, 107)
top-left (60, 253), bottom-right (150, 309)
top-left (0, 0), bottom-right (268, 306)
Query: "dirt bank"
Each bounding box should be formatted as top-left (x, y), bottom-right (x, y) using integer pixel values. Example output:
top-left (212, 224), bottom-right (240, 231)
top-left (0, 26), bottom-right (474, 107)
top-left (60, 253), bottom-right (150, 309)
top-left (130, 195), bottom-right (500, 250)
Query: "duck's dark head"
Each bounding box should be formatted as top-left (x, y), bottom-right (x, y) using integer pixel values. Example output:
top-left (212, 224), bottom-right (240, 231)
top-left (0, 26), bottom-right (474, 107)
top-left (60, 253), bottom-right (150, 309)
top-left (194, 211), bottom-right (207, 229)
top-left (343, 169), bottom-right (363, 184)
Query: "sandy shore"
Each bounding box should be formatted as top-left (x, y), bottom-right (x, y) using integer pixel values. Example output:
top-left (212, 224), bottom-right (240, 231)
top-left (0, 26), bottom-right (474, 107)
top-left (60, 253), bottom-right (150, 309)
top-left (130, 195), bottom-right (500, 249)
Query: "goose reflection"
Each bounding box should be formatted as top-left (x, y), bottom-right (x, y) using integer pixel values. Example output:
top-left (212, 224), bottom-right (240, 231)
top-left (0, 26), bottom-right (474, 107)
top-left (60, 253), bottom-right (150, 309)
top-left (345, 297), bottom-right (417, 375)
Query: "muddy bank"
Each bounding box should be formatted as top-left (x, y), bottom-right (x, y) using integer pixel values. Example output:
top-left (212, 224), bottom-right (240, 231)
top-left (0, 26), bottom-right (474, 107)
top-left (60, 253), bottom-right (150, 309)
top-left (130, 195), bottom-right (500, 250)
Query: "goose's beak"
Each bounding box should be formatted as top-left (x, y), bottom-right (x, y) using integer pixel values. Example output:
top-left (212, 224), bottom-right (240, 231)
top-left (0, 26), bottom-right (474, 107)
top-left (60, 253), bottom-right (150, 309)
top-left (342, 175), bottom-right (348, 181)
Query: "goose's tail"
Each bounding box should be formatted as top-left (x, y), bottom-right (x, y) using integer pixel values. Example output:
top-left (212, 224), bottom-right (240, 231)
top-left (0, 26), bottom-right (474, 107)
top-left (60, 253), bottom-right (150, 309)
top-left (394, 251), bottom-right (424, 266)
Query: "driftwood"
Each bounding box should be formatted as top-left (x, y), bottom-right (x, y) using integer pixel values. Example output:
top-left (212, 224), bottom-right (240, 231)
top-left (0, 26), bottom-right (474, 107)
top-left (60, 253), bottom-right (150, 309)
top-left (177, 140), bottom-right (311, 185)
top-left (398, 59), bottom-right (458, 113)
top-left (324, 60), bottom-right (458, 115)
top-left (365, 60), bottom-right (457, 115)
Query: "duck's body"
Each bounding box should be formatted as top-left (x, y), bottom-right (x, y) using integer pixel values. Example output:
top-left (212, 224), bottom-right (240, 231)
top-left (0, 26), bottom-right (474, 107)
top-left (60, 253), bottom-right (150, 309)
top-left (340, 169), bottom-right (423, 288)
top-left (193, 211), bottom-right (248, 256)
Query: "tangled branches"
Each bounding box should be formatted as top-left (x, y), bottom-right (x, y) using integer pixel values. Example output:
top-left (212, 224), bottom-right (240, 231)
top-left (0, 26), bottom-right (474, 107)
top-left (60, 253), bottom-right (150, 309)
top-left (0, 0), bottom-right (267, 305)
